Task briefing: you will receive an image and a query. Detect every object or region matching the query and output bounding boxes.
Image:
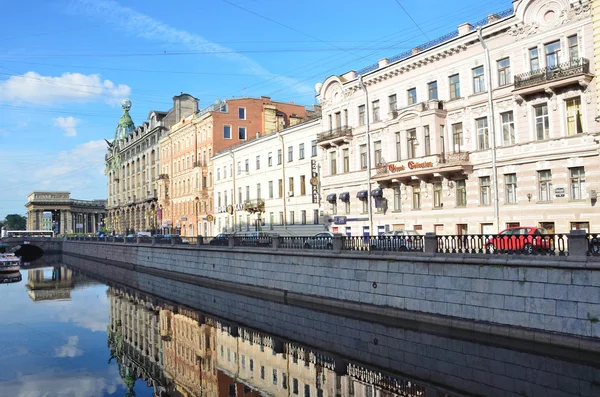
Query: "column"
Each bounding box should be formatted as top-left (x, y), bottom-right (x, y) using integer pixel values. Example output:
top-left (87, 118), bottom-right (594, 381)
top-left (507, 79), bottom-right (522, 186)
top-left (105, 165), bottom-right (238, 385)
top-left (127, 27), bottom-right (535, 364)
top-left (35, 210), bottom-right (42, 230)
top-left (92, 213), bottom-right (97, 234)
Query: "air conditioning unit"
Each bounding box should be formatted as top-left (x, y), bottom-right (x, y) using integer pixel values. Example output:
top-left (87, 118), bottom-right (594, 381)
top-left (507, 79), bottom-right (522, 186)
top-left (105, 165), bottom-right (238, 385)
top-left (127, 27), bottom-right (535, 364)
top-left (288, 191), bottom-right (294, 197)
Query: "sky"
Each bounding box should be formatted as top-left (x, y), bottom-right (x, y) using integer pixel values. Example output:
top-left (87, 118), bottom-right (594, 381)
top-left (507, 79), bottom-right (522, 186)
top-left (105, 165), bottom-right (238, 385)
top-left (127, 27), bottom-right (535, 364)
top-left (0, 0), bottom-right (513, 218)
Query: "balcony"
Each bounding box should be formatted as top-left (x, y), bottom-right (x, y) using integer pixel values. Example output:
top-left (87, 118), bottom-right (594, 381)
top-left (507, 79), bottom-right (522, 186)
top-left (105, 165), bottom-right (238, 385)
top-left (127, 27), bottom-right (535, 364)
top-left (513, 58), bottom-right (592, 97)
top-left (317, 126), bottom-right (353, 148)
top-left (438, 152), bottom-right (470, 165)
top-left (244, 199), bottom-right (265, 214)
top-left (158, 174), bottom-right (169, 180)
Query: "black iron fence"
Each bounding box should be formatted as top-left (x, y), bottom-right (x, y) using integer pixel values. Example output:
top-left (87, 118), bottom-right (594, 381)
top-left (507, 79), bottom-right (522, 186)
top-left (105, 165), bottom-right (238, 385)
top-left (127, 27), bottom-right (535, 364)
top-left (514, 58), bottom-right (590, 89)
top-left (63, 232), bottom-right (600, 256)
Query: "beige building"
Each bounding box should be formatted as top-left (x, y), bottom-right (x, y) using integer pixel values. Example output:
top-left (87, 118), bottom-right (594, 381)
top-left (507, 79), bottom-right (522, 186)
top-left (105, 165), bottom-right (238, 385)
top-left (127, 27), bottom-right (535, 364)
top-left (212, 117), bottom-right (326, 235)
top-left (25, 191), bottom-right (106, 235)
top-left (318, 0), bottom-right (599, 236)
top-left (105, 95), bottom-right (198, 234)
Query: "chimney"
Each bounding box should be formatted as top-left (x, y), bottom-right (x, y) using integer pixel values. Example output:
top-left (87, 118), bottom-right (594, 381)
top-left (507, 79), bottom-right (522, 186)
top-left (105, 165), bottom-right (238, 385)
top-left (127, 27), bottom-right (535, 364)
top-left (458, 22), bottom-right (472, 36)
top-left (378, 58), bottom-right (389, 68)
top-left (341, 70), bottom-right (356, 80)
top-left (487, 13), bottom-right (500, 23)
top-left (411, 47), bottom-right (422, 55)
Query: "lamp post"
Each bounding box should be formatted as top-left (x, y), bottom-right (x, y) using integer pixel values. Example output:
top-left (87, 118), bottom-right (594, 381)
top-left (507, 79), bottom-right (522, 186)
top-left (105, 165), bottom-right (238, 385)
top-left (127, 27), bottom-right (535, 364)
top-left (357, 75), bottom-right (374, 237)
top-left (478, 27), bottom-right (500, 233)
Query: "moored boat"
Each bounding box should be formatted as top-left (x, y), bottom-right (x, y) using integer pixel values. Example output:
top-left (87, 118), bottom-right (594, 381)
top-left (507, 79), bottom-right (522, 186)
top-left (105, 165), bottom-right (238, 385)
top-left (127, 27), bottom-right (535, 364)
top-left (0, 252), bottom-right (21, 273)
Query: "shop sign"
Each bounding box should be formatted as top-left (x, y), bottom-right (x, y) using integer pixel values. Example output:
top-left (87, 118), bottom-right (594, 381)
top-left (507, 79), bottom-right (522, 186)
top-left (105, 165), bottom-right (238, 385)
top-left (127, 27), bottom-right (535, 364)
top-left (181, 217), bottom-right (187, 221)
top-left (554, 187), bottom-right (565, 198)
top-left (311, 160), bottom-right (319, 203)
top-left (333, 216), bottom-right (347, 225)
top-left (388, 160), bottom-right (434, 173)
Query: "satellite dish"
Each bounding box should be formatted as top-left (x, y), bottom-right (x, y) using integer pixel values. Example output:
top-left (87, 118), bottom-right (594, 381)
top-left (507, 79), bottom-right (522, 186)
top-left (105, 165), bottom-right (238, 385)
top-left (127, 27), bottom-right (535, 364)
top-left (314, 83), bottom-right (323, 95)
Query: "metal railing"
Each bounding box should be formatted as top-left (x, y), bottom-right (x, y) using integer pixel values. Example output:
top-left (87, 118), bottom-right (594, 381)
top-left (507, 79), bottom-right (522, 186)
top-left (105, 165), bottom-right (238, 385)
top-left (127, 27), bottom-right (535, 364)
top-left (233, 235), bottom-right (273, 247)
top-left (514, 58), bottom-right (590, 89)
top-left (316, 126), bottom-right (352, 143)
top-left (436, 234), bottom-right (568, 255)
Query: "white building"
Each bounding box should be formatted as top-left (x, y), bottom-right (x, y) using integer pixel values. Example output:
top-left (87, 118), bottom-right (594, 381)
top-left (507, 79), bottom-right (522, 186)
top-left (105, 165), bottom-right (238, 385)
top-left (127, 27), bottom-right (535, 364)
top-left (213, 118), bottom-right (327, 235)
top-left (317, 0), bottom-right (599, 236)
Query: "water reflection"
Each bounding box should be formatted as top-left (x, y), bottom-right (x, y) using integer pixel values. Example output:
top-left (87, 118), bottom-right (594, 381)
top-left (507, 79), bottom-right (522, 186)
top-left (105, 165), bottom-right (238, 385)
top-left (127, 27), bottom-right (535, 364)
top-left (26, 267), bottom-right (99, 301)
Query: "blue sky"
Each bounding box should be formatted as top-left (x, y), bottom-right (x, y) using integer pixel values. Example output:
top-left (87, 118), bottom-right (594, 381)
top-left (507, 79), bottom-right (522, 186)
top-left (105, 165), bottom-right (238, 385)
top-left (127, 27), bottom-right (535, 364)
top-left (0, 0), bottom-right (512, 217)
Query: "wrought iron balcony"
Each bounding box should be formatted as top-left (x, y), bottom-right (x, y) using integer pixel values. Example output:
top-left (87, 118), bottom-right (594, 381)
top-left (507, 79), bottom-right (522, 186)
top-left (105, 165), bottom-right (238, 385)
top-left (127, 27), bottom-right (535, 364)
top-left (438, 152), bottom-right (470, 165)
top-left (514, 58), bottom-right (590, 91)
top-left (317, 126), bottom-right (353, 146)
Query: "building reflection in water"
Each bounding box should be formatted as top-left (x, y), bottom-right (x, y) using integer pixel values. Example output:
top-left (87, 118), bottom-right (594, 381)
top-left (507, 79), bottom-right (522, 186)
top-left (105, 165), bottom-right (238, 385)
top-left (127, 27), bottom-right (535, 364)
top-left (26, 267), bottom-right (97, 302)
top-left (107, 286), bottom-right (429, 397)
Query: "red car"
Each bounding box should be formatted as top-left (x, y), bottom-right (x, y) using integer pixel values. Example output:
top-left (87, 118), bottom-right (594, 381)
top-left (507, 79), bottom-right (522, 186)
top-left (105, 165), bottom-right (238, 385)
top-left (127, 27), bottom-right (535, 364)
top-left (485, 226), bottom-right (552, 254)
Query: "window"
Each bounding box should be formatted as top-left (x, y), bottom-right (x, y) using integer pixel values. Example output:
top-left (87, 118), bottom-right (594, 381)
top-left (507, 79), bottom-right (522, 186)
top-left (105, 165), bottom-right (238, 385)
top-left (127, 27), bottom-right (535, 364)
top-left (238, 187), bottom-right (242, 203)
top-left (360, 144), bottom-right (368, 169)
top-left (256, 184), bottom-right (261, 200)
top-left (260, 366), bottom-right (265, 379)
top-left (277, 149), bottom-right (282, 165)
top-left (358, 105), bottom-right (366, 126)
top-left (311, 140), bottom-right (317, 157)
top-left (535, 104), bottom-right (549, 140)
top-left (453, 123), bottom-right (464, 152)
top-left (269, 181), bottom-right (273, 199)
top-left (449, 74), bottom-right (460, 99)
top-left (423, 126), bottom-right (431, 156)
top-left (245, 159), bottom-right (249, 172)
top-left (283, 374), bottom-right (288, 390)
top-left (456, 180), bottom-right (467, 207)
top-left (362, 199), bottom-right (368, 213)
top-left (335, 112), bottom-right (341, 128)
top-left (268, 152), bottom-right (273, 167)
top-left (545, 40), bottom-right (561, 68)
top-left (329, 152), bottom-right (337, 175)
top-left (476, 117), bottom-right (489, 150)
top-left (433, 182), bottom-right (442, 208)
top-left (299, 143), bottom-right (305, 159)
top-left (238, 107), bottom-right (246, 120)
top-left (218, 192), bottom-right (222, 207)
top-left (289, 210), bottom-right (295, 224)
top-left (569, 35), bottom-right (579, 61)
top-left (529, 47), bottom-right (539, 71)
top-left (288, 177), bottom-right (294, 194)
top-left (256, 155), bottom-right (260, 170)
top-left (497, 58), bottom-right (511, 86)
top-left (407, 129), bottom-right (416, 159)
top-left (570, 167), bottom-right (585, 200)
top-left (428, 81), bottom-right (438, 100)
top-left (301, 210), bottom-right (306, 224)
top-left (505, 173), bottom-right (517, 204)
top-left (538, 170), bottom-right (552, 202)
top-left (395, 132), bottom-right (402, 161)
top-left (293, 379), bottom-right (299, 395)
top-left (279, 211), bottom-right (284, 225)
top-left (300, 175), bottom-right (306, 195)
top-left (345, 200), bottom-right (350, 214)
top-left (278, 179), bottom-right (283, 198)
top-left (566, 97), bottom-right (583, 135)
top-left (217, 169), bottom-right (221, 181)
top-left (374, 140), bottom-right (382, 166)
top-left (372, 100), bottom-right (380, 122)
top-left (407, 88), bottom-right (417, 105)
top-left (473, 66), bottom-right (485, 93)
top-left (249, 359), bottom-right (254, 371)
top-left (412, 185), bottom-right (421, 210)
top-left (479, 176), bottom-right (491, 205)
top-left (389, 94), bottom-right (397, 111)
top-left (239, 127), bottom-right (247, 140)
top-left (501, 112), bottom-right (515, 145)
top-left (224, 125), bottom-right (232, 139)
top-left (393, 187), bottom-right (401, 211)
top-left (273, 370), bottom-right (278, 385)
top-left (313, 209), bottom-right (319, 224)
top-left (304, 385), bottom-right (310, 397)
top-left (342, 149), bottom-right (350, 173)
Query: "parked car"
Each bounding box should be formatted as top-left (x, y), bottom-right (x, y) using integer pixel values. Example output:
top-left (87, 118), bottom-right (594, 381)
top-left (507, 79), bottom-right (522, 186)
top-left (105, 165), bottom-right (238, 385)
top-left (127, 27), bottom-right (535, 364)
top-left (210, 233), bottom-right (232, 246)
top-left (370, 230), bottom-right (420, 251)
top-left (304, 232), bottom-right (337, 250)
top-left (485, 226), bottom-right (552, 254)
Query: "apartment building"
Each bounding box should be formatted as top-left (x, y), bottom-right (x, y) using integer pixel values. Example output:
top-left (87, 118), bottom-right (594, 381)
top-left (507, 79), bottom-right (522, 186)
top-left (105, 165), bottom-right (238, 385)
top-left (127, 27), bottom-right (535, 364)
top-left (212, 117), bottom-right (325, 235)
top-left (158, 96), bottom-right (312, 236)
top-left (318, 0), bottom-right (598, 235)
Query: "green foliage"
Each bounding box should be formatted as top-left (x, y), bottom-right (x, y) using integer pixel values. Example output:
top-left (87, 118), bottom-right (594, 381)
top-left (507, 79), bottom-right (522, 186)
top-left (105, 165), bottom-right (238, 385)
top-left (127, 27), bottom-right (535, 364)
top-left (4, 214), bottom-right (27, 230)
top-left (587, 313), bottom-right (599, 323)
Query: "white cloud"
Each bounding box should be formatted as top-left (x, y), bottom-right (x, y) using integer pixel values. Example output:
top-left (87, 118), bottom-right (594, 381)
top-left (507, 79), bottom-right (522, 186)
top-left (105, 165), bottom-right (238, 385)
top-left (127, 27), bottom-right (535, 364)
top-left (55, 336), bottom-right (84, 358)
top-left (0, 71), bottom-right (131, 105)
top-left (67, 0), bottom-right (312, 95)
top-left (53, 116), bottom-right (80, 137)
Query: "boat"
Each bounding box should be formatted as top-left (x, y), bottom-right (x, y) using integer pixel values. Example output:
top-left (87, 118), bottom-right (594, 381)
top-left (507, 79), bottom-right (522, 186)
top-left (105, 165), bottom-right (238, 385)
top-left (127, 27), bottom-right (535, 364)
top-left (0, 244), bottom-right (21, 273)
top-left (0, 272), bottom-right (22, 283)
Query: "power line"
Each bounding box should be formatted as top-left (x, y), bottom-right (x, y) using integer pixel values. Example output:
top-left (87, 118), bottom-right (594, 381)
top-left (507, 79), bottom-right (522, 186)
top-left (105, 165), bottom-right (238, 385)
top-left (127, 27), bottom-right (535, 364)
top-left (394, 0), bottom-right (429, 40)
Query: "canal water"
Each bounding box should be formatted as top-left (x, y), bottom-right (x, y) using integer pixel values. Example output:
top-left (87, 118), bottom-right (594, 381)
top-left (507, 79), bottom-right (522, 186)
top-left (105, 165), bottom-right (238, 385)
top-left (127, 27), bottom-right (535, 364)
top-left (1, 256), bottom-right (599, 397)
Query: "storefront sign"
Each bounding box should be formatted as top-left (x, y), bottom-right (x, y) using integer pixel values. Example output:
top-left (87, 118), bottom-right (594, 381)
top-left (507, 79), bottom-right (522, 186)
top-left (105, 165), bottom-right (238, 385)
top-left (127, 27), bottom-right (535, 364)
top-left (181, 217), bottom-right (187, 221)
top-left (311, 160), bottom-right (319, 203)
top-left (554, 187), bottom-right (565, 198)
top-left (333, 216), bottom-right (347, 225)
top-left (388, 160), bottom-right (434, 173)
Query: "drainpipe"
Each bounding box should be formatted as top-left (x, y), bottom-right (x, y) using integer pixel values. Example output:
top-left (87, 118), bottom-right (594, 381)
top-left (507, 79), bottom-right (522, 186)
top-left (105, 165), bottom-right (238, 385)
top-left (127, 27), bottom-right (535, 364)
top-left (229, 150), bottom-right (236, 232)
top-left (277, 131), bottom-right (288, 230)
top-left (478, 27), bottom-right (500, 233)
top-left (357, 75), bottom-right (374, 237)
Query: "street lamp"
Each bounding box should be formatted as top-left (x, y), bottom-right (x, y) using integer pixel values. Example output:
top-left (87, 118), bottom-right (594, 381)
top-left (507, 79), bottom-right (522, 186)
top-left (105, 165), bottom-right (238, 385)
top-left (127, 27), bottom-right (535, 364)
top-left (357, 75), bottom-right (374, 237)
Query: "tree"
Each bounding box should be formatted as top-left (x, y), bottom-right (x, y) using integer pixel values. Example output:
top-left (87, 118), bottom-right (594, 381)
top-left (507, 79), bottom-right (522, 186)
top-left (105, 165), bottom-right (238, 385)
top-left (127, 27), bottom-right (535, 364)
top-left (4, 214), bottom-right (27, 230)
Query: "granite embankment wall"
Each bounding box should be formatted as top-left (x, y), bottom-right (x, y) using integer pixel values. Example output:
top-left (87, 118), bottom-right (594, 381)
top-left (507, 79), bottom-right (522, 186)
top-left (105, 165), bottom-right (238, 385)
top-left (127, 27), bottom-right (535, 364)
top-left (62, 241), bottom-right (600, 349)
top-left (64, 254), bottom-right (600, 397)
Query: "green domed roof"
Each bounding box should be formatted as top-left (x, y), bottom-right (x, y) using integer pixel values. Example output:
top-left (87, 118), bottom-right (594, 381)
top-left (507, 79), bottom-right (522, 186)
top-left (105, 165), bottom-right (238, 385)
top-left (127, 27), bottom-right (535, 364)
top-left (115, 99), bottom-right (135, 141)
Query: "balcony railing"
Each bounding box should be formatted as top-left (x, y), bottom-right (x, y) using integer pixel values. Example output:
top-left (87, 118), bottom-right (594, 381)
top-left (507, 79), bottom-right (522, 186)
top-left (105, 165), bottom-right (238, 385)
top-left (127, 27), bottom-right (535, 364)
top-left (514, 58), bottom-right (589, 89)
top-left (438, 152), bottom-right (470, 164)
top-left (158, 174), bottom-right (169, 180)
top-left (317, 126), bottom-right (353, 143)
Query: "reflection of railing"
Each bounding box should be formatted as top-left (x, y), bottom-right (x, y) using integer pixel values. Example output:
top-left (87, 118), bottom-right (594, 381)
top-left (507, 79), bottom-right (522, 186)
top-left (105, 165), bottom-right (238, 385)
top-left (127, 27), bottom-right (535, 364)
top-left (348, 363), bottom-right (427, 396)
top-left (514, 58), bottom-right (589, 89)
top-left (317, 126), bottom-right (352, 143)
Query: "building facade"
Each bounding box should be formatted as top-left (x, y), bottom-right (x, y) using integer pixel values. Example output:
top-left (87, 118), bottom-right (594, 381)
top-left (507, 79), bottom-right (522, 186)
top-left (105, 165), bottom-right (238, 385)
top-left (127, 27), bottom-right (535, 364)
top-left (25, 191), bottom-right (106, 235)
top-left (317, 0), bottom-right (599, 236)
top-left (105, 94), bottom-right (199, 234)
top-left (213, 117), bottom-right (326, 235)
top-left (158, 96), bottom-right (312, 236)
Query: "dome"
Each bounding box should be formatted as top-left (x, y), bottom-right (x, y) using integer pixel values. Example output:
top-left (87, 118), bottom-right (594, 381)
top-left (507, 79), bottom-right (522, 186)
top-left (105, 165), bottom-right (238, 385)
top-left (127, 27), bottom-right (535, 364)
top-left (114, 99), bottom-right (135, 141)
